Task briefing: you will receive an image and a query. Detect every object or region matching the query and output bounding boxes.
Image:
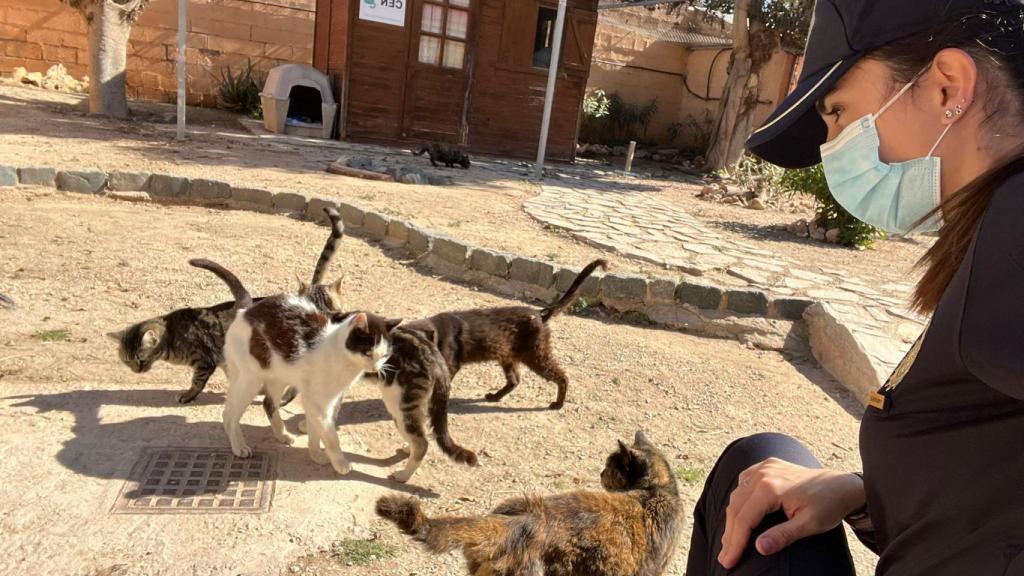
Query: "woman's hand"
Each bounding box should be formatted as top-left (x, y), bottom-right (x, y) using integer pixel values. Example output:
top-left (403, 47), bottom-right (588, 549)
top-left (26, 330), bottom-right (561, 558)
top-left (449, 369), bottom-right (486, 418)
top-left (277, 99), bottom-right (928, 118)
top-left (717, 458), bottom-right (866, 569)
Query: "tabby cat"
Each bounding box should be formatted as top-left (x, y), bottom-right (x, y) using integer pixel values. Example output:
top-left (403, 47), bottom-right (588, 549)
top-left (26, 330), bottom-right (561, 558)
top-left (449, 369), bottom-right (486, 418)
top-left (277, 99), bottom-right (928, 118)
top-left (107, 207), bottom-right (346, 411)
top-left (377, 324), bottom-right (478, 482)
top-left (192, 258), bottom-right (399, 473)
top-left (377, 430), bottom-right (683, 575)
top-left (402, 259), bottom-right (607, 409)
top-left (413, 143), bottom-right (471, 169)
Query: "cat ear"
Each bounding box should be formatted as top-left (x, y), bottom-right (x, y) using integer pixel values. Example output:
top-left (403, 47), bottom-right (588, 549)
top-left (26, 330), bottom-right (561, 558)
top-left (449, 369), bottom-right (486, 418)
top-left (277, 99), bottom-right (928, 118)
top-left (385, 318), bottom-right (403, 332)
top-left (331, 277), bottom-right (344, 293)
top-left (422, 327), bottom-right (438, 345)
top-left (618, 440), bottom-right (632, 456)
top-left (140, 329), bottom-right (160, 350)
top-left (634, 430), bottom-right (651, 447)
top-left (106, 330), bottom-right (124, 342)
top-left (350, 312), bottom-right (367, 330)
top-left (296, 275), bottom-right (310, 295)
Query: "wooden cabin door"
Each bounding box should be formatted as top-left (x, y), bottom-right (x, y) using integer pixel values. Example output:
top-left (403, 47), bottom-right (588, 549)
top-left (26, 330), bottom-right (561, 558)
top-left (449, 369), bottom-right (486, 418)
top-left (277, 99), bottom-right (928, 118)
top-left (402, 0), bottom-right (475, 143)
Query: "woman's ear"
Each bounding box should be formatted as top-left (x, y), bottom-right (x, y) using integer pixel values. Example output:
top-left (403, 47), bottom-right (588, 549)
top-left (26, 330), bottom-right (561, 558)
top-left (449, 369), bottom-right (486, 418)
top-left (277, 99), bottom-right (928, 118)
top-left (932, 48), bottom-right (978, 122)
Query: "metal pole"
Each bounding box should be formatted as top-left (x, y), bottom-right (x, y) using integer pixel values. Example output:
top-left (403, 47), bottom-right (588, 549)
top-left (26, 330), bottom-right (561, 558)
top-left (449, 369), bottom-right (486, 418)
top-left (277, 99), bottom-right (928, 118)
top-left (533, 0), bottom-right (568, 180)
top-left (176, 0), bottom-right (187, 140)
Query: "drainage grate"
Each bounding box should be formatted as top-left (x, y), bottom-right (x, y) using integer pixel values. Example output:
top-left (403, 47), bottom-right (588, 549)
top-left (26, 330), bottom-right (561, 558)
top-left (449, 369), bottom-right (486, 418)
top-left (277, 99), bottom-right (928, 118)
top-left (112, 447), bottom-right (276, 514)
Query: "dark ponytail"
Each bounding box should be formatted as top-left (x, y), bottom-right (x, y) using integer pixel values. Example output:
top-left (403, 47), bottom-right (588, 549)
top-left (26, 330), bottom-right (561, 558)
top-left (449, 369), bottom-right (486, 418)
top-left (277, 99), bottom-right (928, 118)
top-left (868, 7), bottom-right (1024, 312)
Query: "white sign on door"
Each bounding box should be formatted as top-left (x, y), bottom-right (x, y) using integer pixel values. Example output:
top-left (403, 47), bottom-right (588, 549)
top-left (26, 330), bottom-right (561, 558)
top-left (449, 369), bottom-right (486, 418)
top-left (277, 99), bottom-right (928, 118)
top-left (359, 0), bottom-right (407, 27)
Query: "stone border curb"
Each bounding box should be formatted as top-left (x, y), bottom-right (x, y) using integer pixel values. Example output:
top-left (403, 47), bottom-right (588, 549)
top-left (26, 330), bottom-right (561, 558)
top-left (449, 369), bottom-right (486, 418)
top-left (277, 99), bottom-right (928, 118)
top-left (7, 165), bottom-right (882, 402)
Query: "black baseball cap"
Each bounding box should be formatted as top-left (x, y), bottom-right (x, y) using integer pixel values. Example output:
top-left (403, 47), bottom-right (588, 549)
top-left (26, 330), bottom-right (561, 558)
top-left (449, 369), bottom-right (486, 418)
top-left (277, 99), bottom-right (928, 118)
top-left (746, 0), bottom-right (1008, 169)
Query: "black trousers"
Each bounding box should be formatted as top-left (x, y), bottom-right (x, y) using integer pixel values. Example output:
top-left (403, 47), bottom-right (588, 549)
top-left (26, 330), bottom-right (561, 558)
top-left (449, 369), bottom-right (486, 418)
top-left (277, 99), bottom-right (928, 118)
top-left (685, 433), bottom-right (857, 575)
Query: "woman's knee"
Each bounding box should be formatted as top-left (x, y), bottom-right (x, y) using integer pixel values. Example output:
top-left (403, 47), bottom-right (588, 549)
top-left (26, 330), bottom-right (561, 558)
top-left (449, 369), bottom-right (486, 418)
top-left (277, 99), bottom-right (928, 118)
top-left (707, 433), bottom-right (820, 491)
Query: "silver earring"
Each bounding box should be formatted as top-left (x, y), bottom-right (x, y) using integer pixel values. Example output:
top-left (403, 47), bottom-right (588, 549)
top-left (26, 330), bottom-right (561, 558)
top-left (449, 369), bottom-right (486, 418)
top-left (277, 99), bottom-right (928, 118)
top-left (955, 104), bottom-right (964, 116)
top-left (945, 110), bottom-right (954, 119)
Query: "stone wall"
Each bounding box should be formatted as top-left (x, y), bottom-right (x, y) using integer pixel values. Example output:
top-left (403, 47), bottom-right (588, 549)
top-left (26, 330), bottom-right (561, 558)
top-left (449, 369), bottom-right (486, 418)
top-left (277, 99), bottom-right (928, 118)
top-left (0, 0), bottom-right (315, 106)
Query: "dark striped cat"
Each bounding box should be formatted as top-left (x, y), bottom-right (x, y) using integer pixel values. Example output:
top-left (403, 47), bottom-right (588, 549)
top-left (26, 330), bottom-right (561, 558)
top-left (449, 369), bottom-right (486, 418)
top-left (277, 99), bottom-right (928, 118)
top-left (413, 143), bottom-right (471, 169)
top-left (402, 259), bottom-right (607, 409)
top-left (377, 430), bottom-right (683, 575)
top-left (107, 207), bottom-right (346, 412)
top-left (377, 324), bottom-right (478, 482)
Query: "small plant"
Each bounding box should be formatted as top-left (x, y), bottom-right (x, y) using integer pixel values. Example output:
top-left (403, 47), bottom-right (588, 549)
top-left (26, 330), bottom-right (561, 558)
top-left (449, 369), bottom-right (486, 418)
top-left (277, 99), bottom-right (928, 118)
top-left (329, 538), bottom-right (396, 566)
top-left (781, 165), bottom-right (886, 249)
top-left (215, 59), bottom-right (264, 119)
top-left (359, 192), bottom-right (377, 201)
top-left (728, 155), bottom-right (787, 199)
top-left (583, 89), bottom-right (611, 119)
top-left (447, 220), bottom-right (463, 228)
top-left (611, 377), bottom-right (622, 387)
top-left (666, 121), bottom-right (683, 143)
top-left (36, 329), bottom-right (69, 342)
top-left (569, 297), bottom-right (589, 315)
top-left (675, 465), bottom-right (705, 484)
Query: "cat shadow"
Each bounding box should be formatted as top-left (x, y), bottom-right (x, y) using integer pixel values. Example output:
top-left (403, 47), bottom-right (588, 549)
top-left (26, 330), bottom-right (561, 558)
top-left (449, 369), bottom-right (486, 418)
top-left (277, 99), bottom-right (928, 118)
top-left (3, 389), bottom-right (438, 497)
top-left (309, 396), bottom-right (552, 429)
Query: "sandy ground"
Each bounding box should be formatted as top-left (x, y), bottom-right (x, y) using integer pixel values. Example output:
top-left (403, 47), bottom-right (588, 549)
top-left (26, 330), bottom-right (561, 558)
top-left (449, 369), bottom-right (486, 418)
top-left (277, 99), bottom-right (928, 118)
top-left (0, 83), bottom-right (928, 292)
top-left (0, 190), bottom-right (876, 575)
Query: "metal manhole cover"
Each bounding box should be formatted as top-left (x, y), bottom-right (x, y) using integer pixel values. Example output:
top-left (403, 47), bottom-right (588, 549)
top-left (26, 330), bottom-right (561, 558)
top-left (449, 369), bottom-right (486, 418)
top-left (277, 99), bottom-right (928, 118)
top-left (112, 447), bottom-right (276, 514)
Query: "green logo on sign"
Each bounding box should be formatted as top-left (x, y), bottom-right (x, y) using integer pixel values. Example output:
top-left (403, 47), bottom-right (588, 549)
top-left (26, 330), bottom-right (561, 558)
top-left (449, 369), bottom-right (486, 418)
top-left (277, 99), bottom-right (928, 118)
top-left (364, 0), bottom-right (376, 7)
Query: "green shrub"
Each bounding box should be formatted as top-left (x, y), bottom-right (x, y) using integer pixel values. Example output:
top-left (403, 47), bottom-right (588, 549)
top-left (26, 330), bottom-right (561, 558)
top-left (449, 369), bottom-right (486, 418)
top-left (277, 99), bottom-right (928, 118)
top-left (580, 90), bottom-right (658, 146)
top-left (781, 165), bottom-right (885, 249)
top-left (215, 60), bottom-right (264, 119)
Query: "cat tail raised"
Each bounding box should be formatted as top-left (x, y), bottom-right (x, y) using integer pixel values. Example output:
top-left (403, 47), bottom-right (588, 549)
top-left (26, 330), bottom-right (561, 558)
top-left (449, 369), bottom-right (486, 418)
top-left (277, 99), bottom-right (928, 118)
top-left (428, 376), bottom-right (479, 466)
top-left (540, 259), bottom-right (608, 322)
top-left (376, 495), bottom-right (506, 554)
top-left (189, 259), bottom-right (252, 310)
top-left (310, 206), bottom-right (345, 286)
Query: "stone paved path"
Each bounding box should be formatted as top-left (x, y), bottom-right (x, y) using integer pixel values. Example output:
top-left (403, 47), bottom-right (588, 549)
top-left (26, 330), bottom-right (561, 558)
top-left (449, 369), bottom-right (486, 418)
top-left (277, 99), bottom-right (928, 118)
top-left (526, 180), bottom-right (929, 397)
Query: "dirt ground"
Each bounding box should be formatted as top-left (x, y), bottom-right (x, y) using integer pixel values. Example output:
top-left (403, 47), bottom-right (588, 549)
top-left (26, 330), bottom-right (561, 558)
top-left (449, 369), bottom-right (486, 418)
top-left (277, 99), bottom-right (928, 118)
top-left (0, 190), bottom-right (876, 575)
top-left (0, 83), bottom-right (928, 291)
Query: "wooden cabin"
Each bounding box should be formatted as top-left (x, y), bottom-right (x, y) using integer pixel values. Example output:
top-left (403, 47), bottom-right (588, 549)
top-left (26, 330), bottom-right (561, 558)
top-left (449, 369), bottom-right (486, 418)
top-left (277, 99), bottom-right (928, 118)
top-left (312, 0), bottom-right (599, 160)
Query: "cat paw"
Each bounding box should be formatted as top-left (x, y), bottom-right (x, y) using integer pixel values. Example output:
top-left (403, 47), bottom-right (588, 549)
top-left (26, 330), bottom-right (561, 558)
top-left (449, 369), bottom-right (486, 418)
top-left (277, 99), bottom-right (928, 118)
top-left (309, 450), bottom-right (330, 465)
top-left (330, 459), bottom-right (352, 476)
top-left (177, 391), bottom-right (199, 404)
top-left (233, 445), bottom-right (253, 459)
top-left (274, 432), bottom-right (295, 446)
top-left (389, 470), bottom-right (413, 484)
top-left (297, 419), bottom-right (308, 434)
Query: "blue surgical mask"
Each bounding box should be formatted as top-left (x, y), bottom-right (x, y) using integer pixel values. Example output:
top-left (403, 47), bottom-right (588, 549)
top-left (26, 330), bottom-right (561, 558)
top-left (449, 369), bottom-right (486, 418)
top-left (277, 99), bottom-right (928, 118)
top-left (819, 75), bottom-right (953, 234)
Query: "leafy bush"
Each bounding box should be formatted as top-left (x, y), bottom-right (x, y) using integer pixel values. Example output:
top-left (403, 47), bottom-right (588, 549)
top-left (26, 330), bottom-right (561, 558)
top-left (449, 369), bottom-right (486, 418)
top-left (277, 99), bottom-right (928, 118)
top-left (666, 121), bottom-right (683, 143)
top-left (216, 60), bottom-right (264, 118)
top-left (781, 165), bottom-right (886, 249)
top-left (726, 155), bottom-right (787, 199)
top-left (580, 89), bottom-right (658, 146)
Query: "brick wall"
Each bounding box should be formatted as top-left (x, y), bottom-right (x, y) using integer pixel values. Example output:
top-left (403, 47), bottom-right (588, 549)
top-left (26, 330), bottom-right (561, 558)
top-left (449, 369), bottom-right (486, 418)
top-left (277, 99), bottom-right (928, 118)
top-left (0, 0), bottom-right (316, 106)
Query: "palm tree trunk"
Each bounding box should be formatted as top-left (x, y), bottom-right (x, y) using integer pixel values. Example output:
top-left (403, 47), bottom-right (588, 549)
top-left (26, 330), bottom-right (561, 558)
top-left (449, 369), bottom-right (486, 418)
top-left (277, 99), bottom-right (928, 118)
top-left (87, 0), bottom-right (131, 118)
top-left (704, 0), bottom-right (758, 172)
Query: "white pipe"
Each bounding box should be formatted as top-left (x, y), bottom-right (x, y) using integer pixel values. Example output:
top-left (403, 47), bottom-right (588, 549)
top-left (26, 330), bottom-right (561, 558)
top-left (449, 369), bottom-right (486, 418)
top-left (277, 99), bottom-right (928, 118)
top-left (176, 0), bottom-right (187, 140)
top-left (534, 0), bottom-right (568, 180)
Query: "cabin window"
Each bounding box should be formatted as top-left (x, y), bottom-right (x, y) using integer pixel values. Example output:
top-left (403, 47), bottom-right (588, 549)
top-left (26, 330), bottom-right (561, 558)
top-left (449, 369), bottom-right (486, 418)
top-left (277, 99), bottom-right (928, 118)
top-left (417, 1), bottom-right (470, 69)
top-left (533, 7), bottom-right (558, 68)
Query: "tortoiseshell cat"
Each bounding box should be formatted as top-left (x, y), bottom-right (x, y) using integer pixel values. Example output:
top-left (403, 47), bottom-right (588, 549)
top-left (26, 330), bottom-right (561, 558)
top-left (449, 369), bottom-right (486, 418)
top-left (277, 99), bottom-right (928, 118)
top-left (377, 324), bottom-right (478, 482)
top-left (377, 430), bottom-right (683, 575)
top-left (414, 143), bottom-right (471, 169)
top-left (193, 258), bottom-right (398, 473)
top-left (402, 259), bottom-right (607, 409)
top-left (107, 207), bottom-right (346, 411)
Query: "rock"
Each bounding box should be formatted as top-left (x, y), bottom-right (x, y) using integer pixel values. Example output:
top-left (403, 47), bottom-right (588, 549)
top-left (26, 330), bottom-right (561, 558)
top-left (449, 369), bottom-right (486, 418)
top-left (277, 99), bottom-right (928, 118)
top-left (431, 236), bottom-right (469, 267)
top-left (726, 288), bottom-right (770, 316)
top-left (646, 278), bottom-right (677, 303)
top-left (470, 249), bottom-right (512, 278)
top-left (188, 179), bottom-right (231, 203)
top-left (400, 172), bottom-right (426, 185)
top-left (590, 144), bottom-right (610, 156)
top-left (148, 174), bottom-right (190, 199)
top-left (107, 191), bottom-right (152, 203)
top-left (0, 166), bottom-right (17, 187)
top-left (344, 155), bottom-right (376, 171)
top-left (676, 280), bottom-right (723, 310)
top-left (17, 166), bottom-right (56, 187)
top-left (272, 192), bottom-right (307, 213)
top-left (825, 228), bottom-right (841, 244)
top-left (611, 146), bottom-right (628, 157)
top-left (305, 197), bottom-right (338, 224)
top-left (339, 203), bottom-right (365, 231)
top-left (699, 185), bottom-right (718, 198)
top-left (385, 219), bottom-right (410, 247)
top-left (406, 225), bottom-right (434, 257)
top-left (601, 273), bottom-right (648, 302)
top-left (11, 67), bottom-right (27, 83)
top-left (56, 170), bottom-right (106, 194)
top-left (788, 218), bottom-right (810, 237)
top-left (231, 187), bottom-right (274, 209)
top-left (635, 150), bottom-right (651, 160)
top-left (427, 174), bottom-right (454, 186)
top-left (553, 267), bottom-right (581, 293)
top-left (727, 266), bottom-right (771, 286)
top-left (772, 297), bottom-right (815, 321)
top-left (362, 211), bottom-right (390, 241)
top-left (510, 257), bottom-right (555, 288)
top-left (809, 219), bottom-right (827, 241)
top-left (747, 198), bottom-right (767, 210)
top-left (107, 171), bottom-right (150, 191)
top-left (24, 72), bottom-right (44, 87)
top-left (39, 64), bottom-right (87, 92)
